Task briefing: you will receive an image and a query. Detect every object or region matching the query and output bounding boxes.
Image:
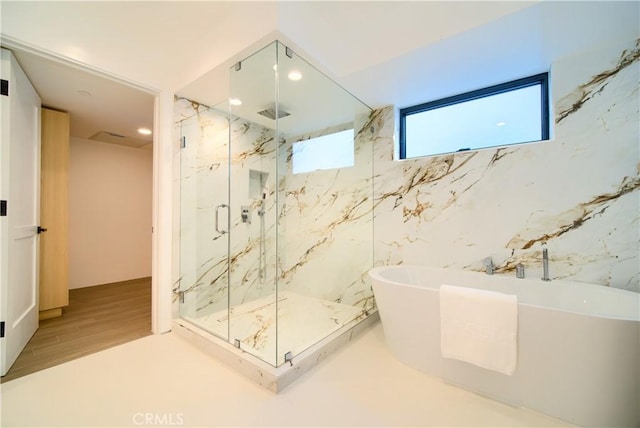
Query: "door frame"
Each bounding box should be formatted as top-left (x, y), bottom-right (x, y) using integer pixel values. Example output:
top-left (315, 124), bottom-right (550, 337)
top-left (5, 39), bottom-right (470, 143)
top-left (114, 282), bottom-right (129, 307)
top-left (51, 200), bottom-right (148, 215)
top-left (2, 37), bottom-right (173, 335)
top-left (152, 92), bottom-right (173, 334)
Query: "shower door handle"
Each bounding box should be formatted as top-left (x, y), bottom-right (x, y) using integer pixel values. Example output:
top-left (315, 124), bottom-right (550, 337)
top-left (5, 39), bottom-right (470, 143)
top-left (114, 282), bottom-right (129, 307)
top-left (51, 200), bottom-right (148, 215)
top-left (215, 203), bottom-right (229, 234)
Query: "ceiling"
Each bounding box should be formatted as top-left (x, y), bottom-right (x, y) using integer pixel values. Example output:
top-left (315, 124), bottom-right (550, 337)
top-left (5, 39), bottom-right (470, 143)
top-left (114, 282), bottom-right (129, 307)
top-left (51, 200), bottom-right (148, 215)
top-left (1, 1), bottom-right (637, 148)
top-left (0, 1), bottom-right (536, 148)
top-left (6, 47), bottom-right (155, 149)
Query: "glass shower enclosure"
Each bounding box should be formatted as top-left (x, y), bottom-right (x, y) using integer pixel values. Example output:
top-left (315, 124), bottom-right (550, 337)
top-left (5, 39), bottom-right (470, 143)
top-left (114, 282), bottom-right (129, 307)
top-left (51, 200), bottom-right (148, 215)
top-left (178, 41), bottom-right (374, 367)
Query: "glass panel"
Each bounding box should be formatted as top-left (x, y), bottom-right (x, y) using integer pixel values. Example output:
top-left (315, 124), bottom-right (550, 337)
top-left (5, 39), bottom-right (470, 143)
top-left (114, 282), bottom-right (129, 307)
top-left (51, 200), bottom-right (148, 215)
top-left (180, 40), bottom-right (375, 369)
top-left (406, 85), bottom-right (542, 156)
top-left (228, 42), bottom-right (279, 365)
top-left (178, 104), bottom-right (230, 341)
top-left (292, 128), bottom-right (355, 174)
top-left (403, 80), bottom-right (546, 159)
top-left (275, 42), bottom-right (374, 366)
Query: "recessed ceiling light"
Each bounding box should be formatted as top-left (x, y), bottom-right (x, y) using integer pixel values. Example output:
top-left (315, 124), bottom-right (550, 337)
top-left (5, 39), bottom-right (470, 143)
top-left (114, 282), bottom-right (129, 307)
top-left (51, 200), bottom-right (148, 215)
top-left (77, 90), bottom-right (91, 96)
top-left (229, 98), bottom-right (242, 106)
top-left (138, 128), bottom-right (152, 136)
top-left (288, 70), bottom-right (302, 81)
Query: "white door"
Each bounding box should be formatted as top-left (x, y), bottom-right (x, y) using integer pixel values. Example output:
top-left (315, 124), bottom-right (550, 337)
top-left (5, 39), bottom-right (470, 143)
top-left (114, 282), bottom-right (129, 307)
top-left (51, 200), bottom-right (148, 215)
top-left (0, 48), bottom-right (41, 376)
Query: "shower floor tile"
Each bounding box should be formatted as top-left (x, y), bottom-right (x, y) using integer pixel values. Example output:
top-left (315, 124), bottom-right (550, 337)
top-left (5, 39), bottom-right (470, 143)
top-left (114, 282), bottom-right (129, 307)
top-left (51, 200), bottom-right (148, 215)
top-left (184, 292), bottom-right (364, 366)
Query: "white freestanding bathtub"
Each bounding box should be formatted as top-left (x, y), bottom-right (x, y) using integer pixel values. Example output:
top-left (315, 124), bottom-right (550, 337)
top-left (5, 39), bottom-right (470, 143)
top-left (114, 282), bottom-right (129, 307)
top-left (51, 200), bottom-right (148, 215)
top-left (369, 265), bottom-right (640, 427)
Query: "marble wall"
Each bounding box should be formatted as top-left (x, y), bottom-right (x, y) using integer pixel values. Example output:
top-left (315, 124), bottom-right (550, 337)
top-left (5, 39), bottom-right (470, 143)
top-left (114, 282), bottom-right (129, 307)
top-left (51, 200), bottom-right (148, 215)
top-left (278, 117), bottom-right (375, 309)
top-left (175, 100), bottom-right (224, 318)
top-left (174, 98), bottom-right (376, 320)
top-left (174, 35), bottom-right (639, 333)
top-left (373, 37), bottom-right (639, 291)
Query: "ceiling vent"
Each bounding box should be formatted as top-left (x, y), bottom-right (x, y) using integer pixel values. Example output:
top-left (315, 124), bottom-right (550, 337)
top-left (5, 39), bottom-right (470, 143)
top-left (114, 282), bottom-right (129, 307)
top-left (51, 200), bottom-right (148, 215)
top-left (89, 131), bottom-right (150, 149)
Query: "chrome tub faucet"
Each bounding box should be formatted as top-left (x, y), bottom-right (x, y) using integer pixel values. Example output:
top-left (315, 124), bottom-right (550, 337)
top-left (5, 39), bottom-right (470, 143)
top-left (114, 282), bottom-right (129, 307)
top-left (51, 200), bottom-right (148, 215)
top-left (483, 257), bottom-right (494, 275)
top-left (542, 248), bottom-right (551, 281)
top-left (516, 263), bottom-right (525, 279)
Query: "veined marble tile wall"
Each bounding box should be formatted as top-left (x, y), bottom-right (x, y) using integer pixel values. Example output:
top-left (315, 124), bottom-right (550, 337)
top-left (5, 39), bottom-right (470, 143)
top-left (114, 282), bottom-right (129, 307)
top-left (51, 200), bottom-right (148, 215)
top-left (176, 98), bottom-right (278, 318)
top-left (175, 100), bottom-right (229, 318)
top-left (174, 35), bottom-right (638, 333)
top-left (279, 117), bottom-right (375, 311)
top-left (174, 97), bottom-right (377, 321)
top-left (373, 38), bottom-right (639, 292)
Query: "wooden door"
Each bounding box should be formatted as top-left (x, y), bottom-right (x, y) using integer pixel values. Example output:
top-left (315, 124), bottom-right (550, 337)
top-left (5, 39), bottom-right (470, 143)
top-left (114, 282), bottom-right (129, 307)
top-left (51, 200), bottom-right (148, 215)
top-left (39, 108), bottom-right (69, 319)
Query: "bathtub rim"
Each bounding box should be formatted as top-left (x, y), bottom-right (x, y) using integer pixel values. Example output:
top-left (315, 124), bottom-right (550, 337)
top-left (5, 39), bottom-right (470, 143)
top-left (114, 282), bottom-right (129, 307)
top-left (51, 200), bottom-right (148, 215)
top-left (369, 265), bottom-right (640, 322)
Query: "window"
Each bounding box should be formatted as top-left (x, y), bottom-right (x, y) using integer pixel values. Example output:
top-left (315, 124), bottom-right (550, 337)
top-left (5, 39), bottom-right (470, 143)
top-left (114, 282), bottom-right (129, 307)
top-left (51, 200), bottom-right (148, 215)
top-left (292, 129), bottom-right (354, 174)
top-left (399, 73), bottom-right (549, 159)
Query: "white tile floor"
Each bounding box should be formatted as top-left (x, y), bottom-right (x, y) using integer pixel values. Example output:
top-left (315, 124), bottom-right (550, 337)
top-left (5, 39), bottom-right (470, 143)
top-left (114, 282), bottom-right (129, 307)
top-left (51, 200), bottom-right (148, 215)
top-left (0, 323), bottom-right (573, 428)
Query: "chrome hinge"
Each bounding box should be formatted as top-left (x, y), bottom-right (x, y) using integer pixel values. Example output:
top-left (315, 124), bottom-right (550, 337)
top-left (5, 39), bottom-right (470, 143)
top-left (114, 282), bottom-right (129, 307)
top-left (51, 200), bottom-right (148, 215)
top-left (178, 291), bottom-right (185, 304)
top-left (1, 79), bottom-right (8, 96)
top-left (0, 321), bottom-right (5, 338)
top-left (180, 136), bottom-right (186, 148)
top-left (284, 351), bottom-right (293, 366)
top-left (234, 339), bottom-right (241, 348)
top-left (1, 200), bottom-right (6, 216)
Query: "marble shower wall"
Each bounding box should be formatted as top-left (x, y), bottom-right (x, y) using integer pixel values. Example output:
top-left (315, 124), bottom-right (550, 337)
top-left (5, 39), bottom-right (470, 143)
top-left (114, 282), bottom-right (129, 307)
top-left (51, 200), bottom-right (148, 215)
top-left (373, 38), bottom-right (639, 291)
top-left (176, 98), bottom-right (278, 318)
top-left (176, 99), bottom-right (229, 318)
top-left (175, 97), bottom-right (376, 318)
top-left (278, 116), bottom-right (375, 312)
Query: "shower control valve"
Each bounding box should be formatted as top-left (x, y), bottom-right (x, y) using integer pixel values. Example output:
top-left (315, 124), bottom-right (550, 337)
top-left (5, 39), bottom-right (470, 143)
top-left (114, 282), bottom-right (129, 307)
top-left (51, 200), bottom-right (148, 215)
top-left (241, 206), bottom-right (251, 224)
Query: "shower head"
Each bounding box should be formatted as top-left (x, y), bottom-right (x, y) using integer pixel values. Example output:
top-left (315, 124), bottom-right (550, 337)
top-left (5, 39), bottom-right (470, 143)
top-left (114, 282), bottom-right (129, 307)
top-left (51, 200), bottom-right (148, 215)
top-left (257, 105), bottom-right (291, 120)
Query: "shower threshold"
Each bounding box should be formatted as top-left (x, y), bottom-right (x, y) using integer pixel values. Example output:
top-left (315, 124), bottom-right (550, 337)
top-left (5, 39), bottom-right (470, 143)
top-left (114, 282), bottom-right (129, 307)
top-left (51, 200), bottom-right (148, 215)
top-left (173, 292), bottom-right (378, 392)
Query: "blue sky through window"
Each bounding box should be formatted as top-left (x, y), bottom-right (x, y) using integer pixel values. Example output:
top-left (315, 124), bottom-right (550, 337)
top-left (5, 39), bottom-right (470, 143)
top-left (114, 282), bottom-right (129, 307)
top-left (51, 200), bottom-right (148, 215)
top-left (401, 75), bottom-right (548, 159)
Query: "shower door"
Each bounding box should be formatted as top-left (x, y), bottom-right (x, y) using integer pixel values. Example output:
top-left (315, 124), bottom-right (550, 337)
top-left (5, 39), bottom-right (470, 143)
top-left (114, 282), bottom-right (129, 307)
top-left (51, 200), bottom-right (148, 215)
top-left (178, 104), bottom-right (231, 341)
top-left (177, 43), bottom-right (280, 365)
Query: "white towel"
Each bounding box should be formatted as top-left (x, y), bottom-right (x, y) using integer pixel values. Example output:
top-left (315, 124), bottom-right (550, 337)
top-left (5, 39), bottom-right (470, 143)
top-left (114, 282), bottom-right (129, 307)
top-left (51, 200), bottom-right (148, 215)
top-left (440, 284), bottom-right (518, 375)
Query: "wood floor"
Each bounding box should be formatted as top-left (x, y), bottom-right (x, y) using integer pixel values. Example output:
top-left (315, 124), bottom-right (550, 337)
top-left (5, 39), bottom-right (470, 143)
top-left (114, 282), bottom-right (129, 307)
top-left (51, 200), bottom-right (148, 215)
top-left (1, 277), bottom-right (151, 383)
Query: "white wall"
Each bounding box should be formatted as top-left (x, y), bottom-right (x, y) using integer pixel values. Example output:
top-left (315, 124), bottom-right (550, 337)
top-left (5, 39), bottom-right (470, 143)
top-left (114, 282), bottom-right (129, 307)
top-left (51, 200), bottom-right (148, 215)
top-left (69, 137), bottom-right (153, 289)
